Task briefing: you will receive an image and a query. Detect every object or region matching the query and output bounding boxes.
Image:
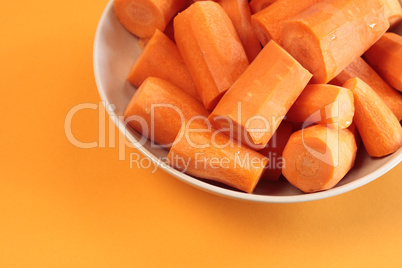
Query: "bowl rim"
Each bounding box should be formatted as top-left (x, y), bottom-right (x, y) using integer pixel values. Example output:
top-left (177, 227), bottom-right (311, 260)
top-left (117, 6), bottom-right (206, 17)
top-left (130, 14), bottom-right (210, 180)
top-left (93, 0), bottom-right (402, 203)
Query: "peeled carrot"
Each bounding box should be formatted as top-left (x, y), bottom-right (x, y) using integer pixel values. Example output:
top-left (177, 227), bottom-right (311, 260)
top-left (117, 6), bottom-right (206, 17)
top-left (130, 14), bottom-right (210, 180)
top-left (114, 0), bottom-right (188, 38)
top-left (281, 0), bottom-right (389, 84)
top-left (209, 40), bottom-right (312, 149)
top-left (127, 30), bottom-right (200, 101)
top-left (286, 84), bottom-right (354, 129)
top-left (174, 1), bottom-right (249, 110)
top-left (342, 78), bottom-right (402, 157)
top-left (167, 119), bottom-right (268, 193)
top-left (251, 0), bottom-right (320, 45)
top-left (258, 121), bottom-right (293, 181)
top-left (219, 0), bottom-right (262, 62)
top-left (329, 57), bottom-right (402, 121)
top-left (347, 121), bottom-right (361, 148)
top-left (364, 33), bottom-right (402, 92)
top-left (382, 0), bottom-right (402, 29)
top-left (282, 125), bottom-right (357, 193)
top-left (124, 77), bottom-right (209, 148)
top-left (249, 0), bottom-right (278, 14)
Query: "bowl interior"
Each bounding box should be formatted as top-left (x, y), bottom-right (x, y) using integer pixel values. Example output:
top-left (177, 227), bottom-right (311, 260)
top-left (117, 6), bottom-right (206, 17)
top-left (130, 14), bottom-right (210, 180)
top-left (93, 0), bottom-right (402, 203)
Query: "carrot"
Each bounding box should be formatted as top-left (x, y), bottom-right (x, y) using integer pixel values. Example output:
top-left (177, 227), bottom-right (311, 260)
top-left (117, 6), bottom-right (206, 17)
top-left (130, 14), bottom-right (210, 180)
top-left (347, 121), bottom-right (361, 148)
top-left (281, 0), bottom-right (389, 84)
top-left (258, 121), bottom-right (293, 181)
top-left (127, 30), bottom-right (200, 101)
top-left (219, 0), bottom-right (262, 62)
top-left (282, 125), bottom-right (357, 193)
top-left (249, 0), bottom-right (278, 14)
top-left (251, 0), bottom-right (321, 46)
top-left (364, 33), bottom-right (402, 92)
top-left (286, 84), bottom-right (354, 129)
top-left (342, 78), bottom-right (402, 157)
top-left (381, 0), bottom-right (402, 29)
top-left (209, 40), bottom-right (312, 149)
top-left (174, 1), bottom-right (249, 110)
top-left (114, 0), bottom-right (188, 38)
top-left (167, 119), bottom-right (268, 193)
top-left (124, 77), bottom-right (209, 148)
top-left (329, 57), bottom-right (402, 121)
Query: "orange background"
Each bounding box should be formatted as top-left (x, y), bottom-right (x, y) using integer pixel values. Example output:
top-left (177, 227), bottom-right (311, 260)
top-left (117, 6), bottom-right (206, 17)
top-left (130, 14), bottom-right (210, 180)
top-left (1, 0), bottom-right (402, 267)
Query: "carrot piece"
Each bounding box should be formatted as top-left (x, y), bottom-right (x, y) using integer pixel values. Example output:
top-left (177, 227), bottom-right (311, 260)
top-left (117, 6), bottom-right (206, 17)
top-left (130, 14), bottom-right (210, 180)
top-left (281, 0), bottom-right (389, 84)
top-left (282, 125), bottom-right (357, 193)
top-left (364, 33), bottom-right (402, 92)
top-left (167, 120), bottom-right (268, 193)
top-left (124, 77), bottom-right (209, 148)
top-left (286, 84), bottom-right (354, 129)
top-left (249, 0), bottom-right (278, 14)
top-left (174, 1), bottom-right (249, 110)
top-left (342, 78), bottom-right (402, 157)
top-left (347, 121), bottom-right (361, 148)
top-left (382, 0), bottom-right (402, 29)
top-left (219, 0), bottom-right (262, 62)
top-left (209, 40), bottom-right (312, 149)
top-left (127, 30), bottom-right (200, 101)
top-left (251, 0), bottom-right (321, 46)
top-left (114, 0), bottom-right (188, 38)
top-left (329, 57), bottom-right (402, 121)
top-left (258, 121), bottom-right (293, 181)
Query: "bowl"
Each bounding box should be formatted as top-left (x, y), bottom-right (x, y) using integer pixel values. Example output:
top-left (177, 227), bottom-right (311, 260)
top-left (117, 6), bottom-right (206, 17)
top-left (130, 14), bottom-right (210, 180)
top-left (93, 0), bottom-right (402, 203)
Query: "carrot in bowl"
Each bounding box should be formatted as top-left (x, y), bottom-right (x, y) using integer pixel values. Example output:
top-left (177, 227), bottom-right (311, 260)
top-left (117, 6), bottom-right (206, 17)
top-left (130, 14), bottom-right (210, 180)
top-left (124, 77), bottom-right (209, 148)
top-left (174, 1), bottom-right (249, 110)
top-left (381, 0), bottom-right (402, 29)
top-left (281, 0), bottom-right (389, 84)
top-left (364, 33), bottom-right (402, 93)
top-left (342, 78), bottom-right (402, 157)
top-left (282, 125), bottom-right (357, 193)
top-left (114, 0), bottom-right (187, 38)
top-left (249, 0), bottom-right (278, 14)
top-left (127, 29), bottom-right (200, 101)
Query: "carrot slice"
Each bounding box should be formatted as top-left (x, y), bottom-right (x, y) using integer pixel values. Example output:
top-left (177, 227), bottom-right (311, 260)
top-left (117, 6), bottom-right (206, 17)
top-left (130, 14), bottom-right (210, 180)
top-left (329, 57), bottom-right (402, 121)
top-left (219, 0), bottom-right (262, 62)
top-left (286, 84), bottom-right (354, 129)
top-left (258, 121), bottom-right (293, 181)
top-left (209, 40), bottom-right (312, 150)
top-left (114, 0), bottom-right (188, 38)
top-left (249, 0), bottom-right (278, 14)
top-left (281, 0), bottom-right (389, 84)
top-left (127, 30), bottom-right (200, 101)
top-left (124, 77), bottom-right (209, 148)
top-left (282, 125), bottom-right (357, 193)
top-left (174, 1), bottom-right (249, 110)
top-left (364, 33), bottom-right (402, 92)
top-left (342, 78), bottom-right (402, 157)
top-left (251, 0), bottom-right (321, 45)
top-left (167, 120), bottom-right (268, 193)
top-left (382, 0), bottom-right (402, 29)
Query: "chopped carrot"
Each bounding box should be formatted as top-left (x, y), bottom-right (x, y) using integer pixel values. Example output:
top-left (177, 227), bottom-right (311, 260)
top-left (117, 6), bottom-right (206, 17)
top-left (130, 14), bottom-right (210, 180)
top-left (329, 57), bottom-right (402, 121)
top-left (282, 125), bottom-right (357, 193)
top-left (209, 40), bottom-right (312, 149)
top-left (281, 0), bottom-right (389, 84)
top-left (174, 1), bottom-right (249, 110)
top-left (381, 0), bottom-right (402, 29)
top-left (114, 0), bottom-right (188, 38)
top-left (124, 77), bottom-right (209, 148)
top-left (249, 0), bottom-right (278, 14)
top-left (127, 30), bottom-right (200, 101)
top-left (347, 121), bottom-right (361, 148)
top-left (286, 84), bottom-right (354, 129)
top-left (258, 121), bottom-right (293, 181)
top-left (342, 78), bottom-right (402, 157)
top-left (167, 119), bottom-right (268, 193)
top-left (364, 33), bottom-right (402, 92)
top-left (251, 0), bottom-right (320, 45)
top-left (219, 0), bottom-right (262, 62)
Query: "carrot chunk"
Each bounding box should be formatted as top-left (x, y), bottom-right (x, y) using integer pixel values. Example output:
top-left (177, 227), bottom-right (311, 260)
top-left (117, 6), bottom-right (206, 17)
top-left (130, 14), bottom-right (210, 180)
top-left (249, 0), bottom-right (278, 14)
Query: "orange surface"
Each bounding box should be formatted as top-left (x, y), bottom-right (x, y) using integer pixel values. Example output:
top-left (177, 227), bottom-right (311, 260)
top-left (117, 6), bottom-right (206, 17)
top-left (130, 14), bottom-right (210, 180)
top-left (1, 0), bottom-right (402, 267)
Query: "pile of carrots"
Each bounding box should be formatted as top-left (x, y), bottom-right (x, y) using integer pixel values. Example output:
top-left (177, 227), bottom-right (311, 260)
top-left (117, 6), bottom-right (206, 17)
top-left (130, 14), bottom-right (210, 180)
top-left (115, 0), bottom-right (402, 194)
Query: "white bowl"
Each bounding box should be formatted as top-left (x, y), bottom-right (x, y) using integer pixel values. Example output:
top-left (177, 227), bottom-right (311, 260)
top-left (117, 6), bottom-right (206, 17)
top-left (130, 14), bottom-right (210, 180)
top-left (93, 0), bottom-right (402, 203)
